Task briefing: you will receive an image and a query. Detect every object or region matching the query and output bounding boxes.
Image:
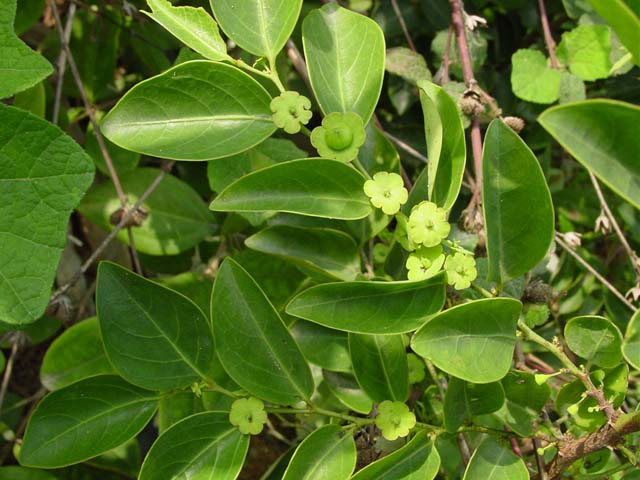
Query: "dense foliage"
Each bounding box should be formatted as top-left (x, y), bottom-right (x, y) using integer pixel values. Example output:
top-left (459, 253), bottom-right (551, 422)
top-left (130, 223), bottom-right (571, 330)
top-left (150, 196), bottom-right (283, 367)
top-left (0, 0), bottom-right (639, 479)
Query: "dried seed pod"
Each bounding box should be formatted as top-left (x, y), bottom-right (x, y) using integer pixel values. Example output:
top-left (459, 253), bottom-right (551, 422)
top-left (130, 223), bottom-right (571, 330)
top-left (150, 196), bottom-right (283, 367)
top-left (503, 116), bottom-right (526, 133)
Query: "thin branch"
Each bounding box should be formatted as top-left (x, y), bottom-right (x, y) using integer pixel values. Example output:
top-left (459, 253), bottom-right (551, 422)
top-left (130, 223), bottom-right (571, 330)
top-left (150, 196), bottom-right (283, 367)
top-left (0, 342), bottom-right (19, 414)
top-left (537, 0), bottom-right (559, 68)
top-left (285, 39), bottom-right (313, 95)
top-left (533, 438), bottom-right (549, 480)
top-left (439, 24), bottom-right (453, 84)
top-left (390, 0), bottom-right (416, 51)
top-left (555, 233), bottom-right (637, 311)
top-left (52, 2), bottom-right (75, 124)
top-left (50, 162), bottom-right (175, 303)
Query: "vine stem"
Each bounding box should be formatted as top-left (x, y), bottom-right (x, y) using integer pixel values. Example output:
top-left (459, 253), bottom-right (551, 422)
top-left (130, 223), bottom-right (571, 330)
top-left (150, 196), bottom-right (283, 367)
top-left (537, 0), bottom-right (559, 68)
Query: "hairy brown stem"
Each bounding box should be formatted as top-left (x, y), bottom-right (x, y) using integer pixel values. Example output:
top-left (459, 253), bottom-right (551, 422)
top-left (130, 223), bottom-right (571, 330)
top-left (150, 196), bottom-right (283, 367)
top-left (537, 0), bottom-right (559, 68)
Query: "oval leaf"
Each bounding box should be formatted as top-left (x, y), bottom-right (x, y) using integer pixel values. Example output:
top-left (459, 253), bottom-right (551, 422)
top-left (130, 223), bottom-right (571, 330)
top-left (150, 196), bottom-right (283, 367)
top-left (351, 431), bottom-right (440, 480)
top-left (323, 371), bottom-right (373, 414)
top-left (463, 439), bottom-right (528, 480)
top-left (349, 333), bottom-right (409, 402)
top-left (210, 258), bottom-right (313, 405)
top-left (282, 424), bottom-right (356, 480)
top-left (539, 100), bottom-right (640, 210)
top-left (210, 0), bottom-right (302, 60)
top-left (483, 119), bottom-right (554, 284)
top-left (623, 310), bottom-right (640, 370)
top-left (587, 0), bottom-right (640, 65)
top-left (139, 412), bottom-right (248, 480)
top-left (443, 378), bottom-right (505, 432)
top-left (0, 466), bottom-right (58, 480)
top-left (20, 376), bottom-right (158, 468)
top-left (210, 159), bottom-right (372, 220)
top-left (97, 262), bottom-right (214, 391)
top-left (303, 4), bottom-right (385, 123)
top-left (79, 168), bottom-right (213, 256)
top-left (564, 315), bottom-right (623, 368)
top-left (40, 317), bottom-right (116, 391)
top-left (291, 321), bottom-right (351, 373)
top-left (286, 273), bottom-right (446, 334)
top-left (418, 80), bottom-right (466, 211)
top-left (246, 226), bottom-right (361, 281)
top-left (0, 104), bottom-right (94, 325)
top-left (411, 298), bottom-right (521, 383)
top-left (102, 61), bottom-right (275, 161)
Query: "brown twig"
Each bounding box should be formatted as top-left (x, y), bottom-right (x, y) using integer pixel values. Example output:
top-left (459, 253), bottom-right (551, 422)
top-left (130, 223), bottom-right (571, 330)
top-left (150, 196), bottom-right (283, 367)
top-left (537, 0), bottom-right (559, 68)
top-left (285, 39), bottom-right (313, 96)
top-left (390, 0), bottom-right (416, 52)
top-left (533, 438), bottom-right (549, 480)
top-left (52, 2), bottom-right (75, 124)
top-left (436, 24), bottom-right (453, 84)
top-left (0, 342), bottom-right (19, 415)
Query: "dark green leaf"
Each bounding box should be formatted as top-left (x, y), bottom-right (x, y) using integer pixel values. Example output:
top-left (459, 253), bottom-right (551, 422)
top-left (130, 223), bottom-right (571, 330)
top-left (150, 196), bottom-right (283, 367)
top-left (0, 467), bottom-right (57, 480)
top-left (290, 321), bottom-right (351, 372)
top-left (158, 391), bottom-right (204, 433)
top-left (444, 378), bottom-right (505, 432)
top-left (463, 439), bottom-right (528, 480)
top-left (322, 371), bottom-right (372, 414)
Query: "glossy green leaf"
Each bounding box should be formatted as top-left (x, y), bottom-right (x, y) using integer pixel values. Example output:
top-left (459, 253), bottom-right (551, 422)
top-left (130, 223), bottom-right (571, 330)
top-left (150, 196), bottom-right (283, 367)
top-left (463, 439), bottom-right (528, 480)
top-left (556, 25), bottom-right (611, 81)
top-left (444, 378), bottom-right (505, 432)
top-left (412, 298), bottom-right (521, 383)
top-left (139, 412), bottom-right (248, 480)
top-left (351, 431), bottom-right (440, 480)
top-left (303, 4), bottom-right (385, 123)
top-left (623, 310), bottom-right (640, 369)
top-left (0, 467), bottom-right (57, 480)
top-left (144, 0), bottom-right (228, 61)
top-left (157, 272), bottom-right (214, 320)
top-left (211, 258), bottom-right (313, 405)
top-left (158, 391), bottom-right (203, 433)
top-left (323, 371), bottom-right (372, 414)
top-left (539, 100), bottom-right (640, 210)
top-left (286, 273), bottom-right (446, 334)
top-left (510, 49), bottom-right (561, 104)
top-left (588, 0), bottom-right (640, 65)
top-left (40, 317), bottom-right (116, 391)
top-left (349, 333), bottom-right (409, 402)
top-left (79, 168), bottom-right (213, 256)
top-left (102, 61), bottom-right (275, 161)
top-left (564, 315), bottom-right (623, 368)
top-left (210, 159), bottom-right (372, 220)
top-left (246, 226), bottom-right (360, 281)
top-left (210, 0), bottom-right (302, 60)
top-left (0, 104), bottom-right (94, 325)
top-left (291, 321), bottom-right (351, 372)
top-left (483, 119), bottom-right (554, 284)
top-left (493, 371), bottom-right (551, 436)
top-left (20, 376), bottom-right (158, 468)
top-left (97, 262), bottom-right (214, 391)
top-left (418, 80), bottom-right (466, 211)
top-left (0, 0), bottom-right (52, 99)
top-left (282, 424), bottom-right (356, 480)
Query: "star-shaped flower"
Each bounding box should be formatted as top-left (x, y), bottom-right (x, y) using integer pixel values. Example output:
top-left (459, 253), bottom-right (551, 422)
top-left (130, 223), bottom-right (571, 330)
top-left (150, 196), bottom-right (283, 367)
top-left (270, 91), bottom-right (312, 134)
top-left (405, 245), bottom-right (445, 281)
top-left (363, 172), bottom-right (408, 215)
top-left (310, 112), bottom-right (365, 162)
top-left (375, 400), bottom-right (416, 441)
top-left (229, 397), bottom-right (268, 435)
top-left (407, 201), bottom-right (451, 247)
top-left (444, 252), bottom-right (477, 290)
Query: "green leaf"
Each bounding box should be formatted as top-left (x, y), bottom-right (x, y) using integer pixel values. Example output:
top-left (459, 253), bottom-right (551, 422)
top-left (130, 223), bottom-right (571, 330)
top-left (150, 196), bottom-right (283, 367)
top-left (282, 424), bottom-right (356, 480)
top-left (623, 310), bottom-right (640, 369)
top-left (246, 226), bottom-right (360, 281)
top-left (564, 315), bottom-right (623, 368)
top-left (144, 0), bottom-right (228, 61)
top-left (0, 467), bottom-right (57, 480)
top-left (101, 61), bottom-right (275, 161)
top-left (40, 317), bottom-right (116, 391)
top-left (411, 298), bottom-right (521, 384)
top-left (322, 371), bottom-right (373, 414)
top-left (587, 0), bottom-right (640, 65)
top-left (210, 159), bottom-right (372, 220)
top-left (556, 25), bottom-right (611, 81)
top-left (493, 371), bottom-right (551, 436)
top-left (386, 47), bottom-right (432, 85)
top-left (510, 49), bottom-right (561, 104)
top-left (483, 119), bottom-right (554, 284)
top-left (357, 122), bottom-right (400, 176)
top-left (538, 100), bottom-right (640, 210)
top-left (286, 273), bottom-right (446, 334)
top-left (13, 81), bottom-right (45, 117)
top-left (85, 122), bottom-right (140, 177)
top-left (0, 104), bottom-right (94, 325)
top-left (20, 376), bottom-right (158, 468)
top-left (303, 3), bottom-right (385, 123)
top-left (0, 0), bottom-right (52, 99)
top-left (79, 168), bottom-right (213, 256)
top-left (463, 439), bottom-right (528, 480)
top-left (97, 262), bottom-right (214, 391)
top-left (290, 321), bottom-right (351, 373)
top-left (349, 333), bottom-right (409, 402)
top-left (418, 80), bottom-right (466, 211)
top-left (139, 412), bottom-right (248, 480)
top-left (351, 431), bottom-right (440, 480)
top-left (559, 71), bottom-right (586, 103)
top-left (158, 391), bottom-right (203, 432)
top-left (211, 258), bottom-right (313, 405)
top-left (210, 0), bottom-right (302, 61)
top-left (444, 378), bottom-right (505, 432)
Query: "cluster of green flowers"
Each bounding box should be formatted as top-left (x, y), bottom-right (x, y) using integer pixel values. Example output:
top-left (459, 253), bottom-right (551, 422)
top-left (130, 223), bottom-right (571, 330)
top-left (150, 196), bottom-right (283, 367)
top-left (363, 173), bottom-right (477, 290)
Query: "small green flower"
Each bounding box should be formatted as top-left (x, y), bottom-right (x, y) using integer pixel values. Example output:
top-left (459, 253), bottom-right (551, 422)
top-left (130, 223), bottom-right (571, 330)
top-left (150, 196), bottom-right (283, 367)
top-left (407, 353), bottom-right (426, 384)
top-left (444, 253), bottom-right (478, 290)
top-left (375, 400), bottom-right (416, 441)
top-left (405, 245), bottom-right (445, 281)
top-left (310, 112), bottom-right (365, 162)
top-left (270, 91), bottom-right (312, 134)
top-left (363, 172), bottom-right (408, 215)
top-left (407, 201), bottom-right (451, 247)
top-left (229, 397), bottom-right (268, 435)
